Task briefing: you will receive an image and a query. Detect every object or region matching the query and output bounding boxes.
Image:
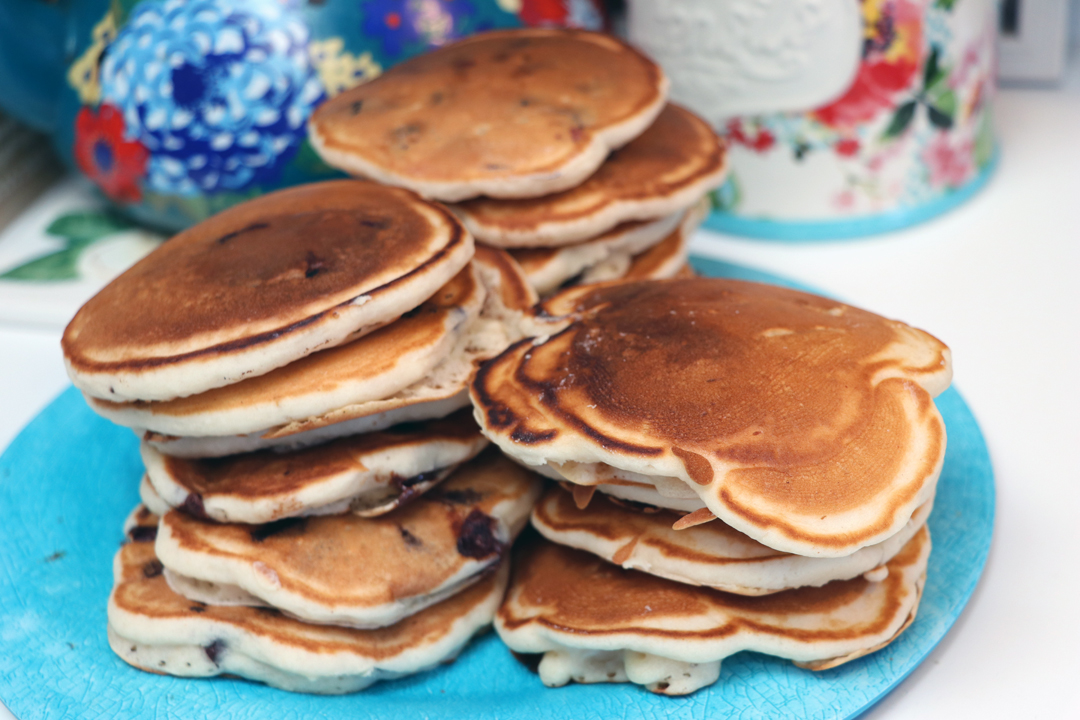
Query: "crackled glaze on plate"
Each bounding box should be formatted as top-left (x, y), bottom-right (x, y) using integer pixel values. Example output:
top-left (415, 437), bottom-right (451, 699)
top-left (0, 257), bottom-right (994, 720)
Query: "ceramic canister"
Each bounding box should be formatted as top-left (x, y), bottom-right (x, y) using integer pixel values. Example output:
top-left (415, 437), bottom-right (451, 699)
top-left (0, 0), bottom-right (605, 231)
top-left (628, 0), bottom-right (997, 240)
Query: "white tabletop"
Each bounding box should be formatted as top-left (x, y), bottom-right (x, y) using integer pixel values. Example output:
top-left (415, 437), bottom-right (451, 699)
top-left (1, 85), bottom-right (1077, 718)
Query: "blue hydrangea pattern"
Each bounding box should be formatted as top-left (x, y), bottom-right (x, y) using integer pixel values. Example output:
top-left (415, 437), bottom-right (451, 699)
top-left (99, 0), bottom-right (324, 195)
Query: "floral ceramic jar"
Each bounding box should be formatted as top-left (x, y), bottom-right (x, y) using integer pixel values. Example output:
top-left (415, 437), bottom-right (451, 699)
top-left (0, 0), bottom-right (604, 231)
top-left (628, 0), bottom-right (997, 240)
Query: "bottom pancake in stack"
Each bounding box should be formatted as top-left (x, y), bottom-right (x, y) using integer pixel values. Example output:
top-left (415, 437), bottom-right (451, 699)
top-left (497, 517), bottom-right (930, 695)
top-left (108, 450), bottom-right (542, 693)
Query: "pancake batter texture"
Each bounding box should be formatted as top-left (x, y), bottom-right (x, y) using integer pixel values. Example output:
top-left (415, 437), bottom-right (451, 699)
top-left (473, 277), bottom-right (952, 694)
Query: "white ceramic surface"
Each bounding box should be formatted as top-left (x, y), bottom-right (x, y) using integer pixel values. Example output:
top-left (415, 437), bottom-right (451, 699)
top-left (627, 0), bottom-right (862, 119)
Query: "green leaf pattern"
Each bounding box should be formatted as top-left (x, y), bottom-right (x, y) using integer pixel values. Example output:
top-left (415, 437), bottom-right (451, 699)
top-left (882, 43), bottom-right (958, 142)
top-left (0, 210), bottom-right (138, 282)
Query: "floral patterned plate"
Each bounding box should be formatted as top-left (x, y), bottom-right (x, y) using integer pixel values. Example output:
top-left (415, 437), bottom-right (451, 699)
top-left (0, 256), bottom-right (994, 720)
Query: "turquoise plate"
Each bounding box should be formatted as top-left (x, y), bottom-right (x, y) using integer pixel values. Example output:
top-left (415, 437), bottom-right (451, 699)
top-left (0, 258), bottom-right (994, 719)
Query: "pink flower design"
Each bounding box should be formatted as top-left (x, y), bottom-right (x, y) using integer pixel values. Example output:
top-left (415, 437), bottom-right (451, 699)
top-left (922, 132), bottom-right (973, 189)
top-left (724, 120), bottom-right (777, 153)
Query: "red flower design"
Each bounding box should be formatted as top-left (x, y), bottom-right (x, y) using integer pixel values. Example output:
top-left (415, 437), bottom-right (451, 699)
top-left (519, 0), bottom-right (571, 26)
top-left (835, 137), bottom-right (861, 157)
top-left (74, 104), bottom-right (148, 203)
top-left (812, 0), bottom-right (924, 130)
top-left (725, 120), bottom-right (776, 153)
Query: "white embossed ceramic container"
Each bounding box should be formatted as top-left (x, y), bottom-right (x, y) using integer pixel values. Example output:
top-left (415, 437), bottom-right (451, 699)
top-left (628, 0), bottom-right (997, 240)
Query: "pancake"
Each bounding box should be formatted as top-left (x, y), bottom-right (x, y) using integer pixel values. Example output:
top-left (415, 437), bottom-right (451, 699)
top-left (86, 265), bottom-right (485, 437)
top-left (154, 450), bottom-right (542, 629)
top-left (471, 278), bottom-right (951, 558)
top-left (144, 247), bottom-right (536, 459)
top-left (63, 180), bottom-right (473, 402)
top-left (140, 408), bottom-right (488, 524)
top-left (456, 104), bottom-right (726, 247)
top-left (511, 214), bottom-right (681, 296)
top-left (496, 528), bottom-right (930, 695)
top-left (616, 208), bottom-right (696, 282)
top-left (569, 197), bottom-right (703, 289)
top-left (109, 507), bottom-right (507, 694)
top-left (309, 29), bottom-right (667, 202)
top-left (531, 485), bottom-right (933, 595)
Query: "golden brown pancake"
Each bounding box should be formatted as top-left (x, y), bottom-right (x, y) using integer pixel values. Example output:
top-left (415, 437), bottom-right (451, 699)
top-left (63, 180), bottom-right (473, 402)
top-left (309, 29), bottom-right (668, 202)
top-left (531, 485), bottom-right (933, 595)
top-left (495, 528), bottom-right (930, 695)
top-left (109, 507), bottom-right (507, 694)
top-left (618, 212), bottom-right (694, 282)
top-left (557, 196), bottom-right (704, 291)
top-left (509, 214), bottom-right (681, 296)
top-left (87, 265), bottom-right (485, 438)
top-left (140, 247), bottom-right (537, 459)
top-left (140, 408), bottom-right (488, 524)
top-left (472, 278), bottom-right (951, 558)
top-left (154, 449), bottom-right (543, 628)
top-left (457, 104), bottom-right (726, 247)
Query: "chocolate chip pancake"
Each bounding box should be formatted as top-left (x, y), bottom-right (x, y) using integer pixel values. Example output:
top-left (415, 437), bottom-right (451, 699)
top-left (309, 29), bottom-right (667, 202)
top-left (531, 485), bottom-right (933, 595)
top-left (510, 213), bottom-right (682, 296)
top-left (471, 278), bottom-right (951, 558)
top-left (87, 264), bottom-right (485, 438)
top-left (144, 246), bottom-right (536, 459)
top-left (109, 506), bottom-right (507, 694)
top-left (616, 207), bottom-right (697, 283)
top-left (518, 197), bottom-right (706, 294)
top-left (153, 450), bottom-right (542, 628)
top-left (139, 408), bottom-right (487, 524)
top-left (496, 528), bottom-right (930, 695)
top-left (64, 180), bottom-right (473, 402)
top-left (456, 104), bottom-right (726, 247)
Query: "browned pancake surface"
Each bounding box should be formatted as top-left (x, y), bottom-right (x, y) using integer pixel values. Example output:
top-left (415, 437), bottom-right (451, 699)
top-left (159, 450), bottom-right (538, 610)
top-left (473, 278), bottom-right (949, 553)
top-left (114, 513), bottom-right (499, 658)
top-left (499, 527), bottom-right (929, 641)
top-left (534, 486), bottom-right (783, 565)
top-left (458, 104), bottom-right (725, 239)
top-left (161, 408), bottom-right (480, 503)
top-left (310, 29), bottom-right (664, 188)
top-left (64, 180), bottom-right (464, 370)
top-left (472, 244), bottom-right (538, 313)
top-left (621, 221), bottom-right (689, 280)
top-left (92, 265), bottom-right (479, 420)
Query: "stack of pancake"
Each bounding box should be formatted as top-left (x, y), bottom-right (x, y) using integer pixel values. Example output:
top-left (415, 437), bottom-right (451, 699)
top-left (308, 28), bottom-right (728, 296)
top-left (62, 179), bottom-right (544, 692)
top-left (470, 277), bottom-right (952, 695)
